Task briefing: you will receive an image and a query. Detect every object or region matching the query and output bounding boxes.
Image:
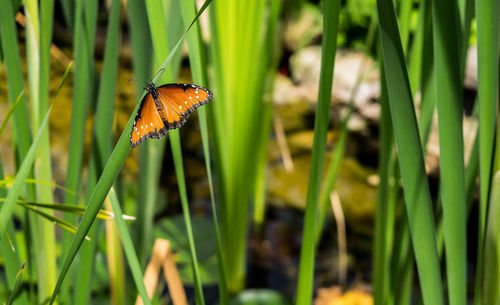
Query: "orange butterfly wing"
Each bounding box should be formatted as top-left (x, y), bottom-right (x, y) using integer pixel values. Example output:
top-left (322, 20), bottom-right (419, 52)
top-left (130, 83), bottom-right (213, 148)
top-left (130, 94), bottom-right (167, 148)
top-left (155, 84), bottom-right (213, 128)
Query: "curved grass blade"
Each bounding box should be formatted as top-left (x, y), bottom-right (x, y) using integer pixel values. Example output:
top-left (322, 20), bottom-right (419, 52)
top-left (295, 0), bottom-right (341, 303)
top-left (376, 0), bottom-right (444, 303)
top-left (48, 2), bottom-right (212, 303)
top-left (7, 262), bottom-right (25, 305)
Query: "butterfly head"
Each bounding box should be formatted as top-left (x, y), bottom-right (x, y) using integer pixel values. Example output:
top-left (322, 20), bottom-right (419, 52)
top-left (144, 82), bottom-right (156, 92)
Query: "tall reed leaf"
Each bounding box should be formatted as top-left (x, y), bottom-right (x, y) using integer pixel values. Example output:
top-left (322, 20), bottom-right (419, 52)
top-left (432, 0), bottom-right (467, 302)
top-left (144, 0), bottom-right (205, 303)
top-left (295, 1), bottom-right (340, 303)
top-left (475, 0), bottom-right (499, 302)
top-left (25, 0), bottom-right (58, 301)
top-left (178, 0), bottom-right (229, 303)
top-left (73, 0), bottom-right (121, 303)
top-left (376, 0), bottom-right (444, 303)
top-left (48, 3), bottom-right (211, 303)
top-left (0, 0), bottom-right (32, 160)
top-left (208, 0), bottom-right (283, 291)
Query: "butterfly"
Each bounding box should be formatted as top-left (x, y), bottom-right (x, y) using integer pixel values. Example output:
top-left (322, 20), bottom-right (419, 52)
top-left (130, 82), bottom-right (213, 148)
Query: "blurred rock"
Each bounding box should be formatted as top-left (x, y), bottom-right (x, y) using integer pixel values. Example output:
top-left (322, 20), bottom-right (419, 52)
top-left (283, 4), bottom-right (323, 51)
top-left (268, 155), bottom-right (376, 234)
top-left (464, 45), bottom-right (477, 90)
top-left (424, 111), bottom-right (478, 176)
top-left (287, 47), bottom-right (380, 131)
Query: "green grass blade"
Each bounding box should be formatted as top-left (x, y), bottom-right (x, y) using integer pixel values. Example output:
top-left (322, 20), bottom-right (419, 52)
top-left (432, 0), bottom-right (467, 302)
top-left (0, 107), bottom-right (51, 231)
top-left (0, 0), bottom-right (33, 160)
top-left (140, 0), bottom-right (173, 274)
top-left (60, 1), bottom-right (96, 301)
top-left (26, 0), bottom-right (58, 301)
top-left (0, 90), bottom-right (25, 140)
top-left (178, 0), bottom-right (229, 303)
top-left (10, 200), bottom-right (120, 220)
top-left (108, 188), bottom-right (152, 305)
top-left (0, 158), bottom-right (29, 305)
top-left (104, 196), bottom-right (125, 305)
top-left (6, 262), bottom-right (25, 305)
top-left (295, 0), bottom-right (341, 303)
top-left (73, 0), bottom-right (121, 303)
top-left (47, 3), bottom-right (211, 303)
top-left (19, 203), bottom-right (84, 236)
top-left (54, 60), bottom-right (74, 97)
top-left (373, 63), bottom-right (397, 305)
top-left (126, 0), bottom-right (152, 267)
top-left (169, 131), bottom-right (205, 305)
top-left (376, 0), bottom-right (444, 303)
top-left (474, 0), bottom-right (499, 302)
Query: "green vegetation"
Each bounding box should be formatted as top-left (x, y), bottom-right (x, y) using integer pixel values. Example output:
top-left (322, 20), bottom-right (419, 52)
top-left (0, 0), bottom-right (497, 304)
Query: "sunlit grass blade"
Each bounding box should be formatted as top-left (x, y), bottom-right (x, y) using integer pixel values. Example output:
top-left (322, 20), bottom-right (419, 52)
top-left (19, 203), bottom-right (88, 238)
top-left (0, 108), bottom-right (51, 231)
top-left (7, 200), bottom-right (125, 220)
top-left (295, 0), bottom-right (341, 303)
top-left (376, 0), bottom-right (444, 304)
top-left (108, 188), bottom-right (151, 305)
top-left (6, 262), bottom-right (25, 305)
top-left (209, 0), bottom-right (283, 292)
top-left (48, 3), bottom-right (212, 304)
top-left (26, 0), bottom-right (58, 301)
top-left (105, 194), bottom-right (125, 305)
top-left (474, 0), bottom-right (499, 303)
top-left (432, 0), bottom-right (467, 303)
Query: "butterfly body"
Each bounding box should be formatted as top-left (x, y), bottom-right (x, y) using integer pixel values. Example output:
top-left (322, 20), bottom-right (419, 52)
top-left (130, 82), bottom-right (213, 148)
